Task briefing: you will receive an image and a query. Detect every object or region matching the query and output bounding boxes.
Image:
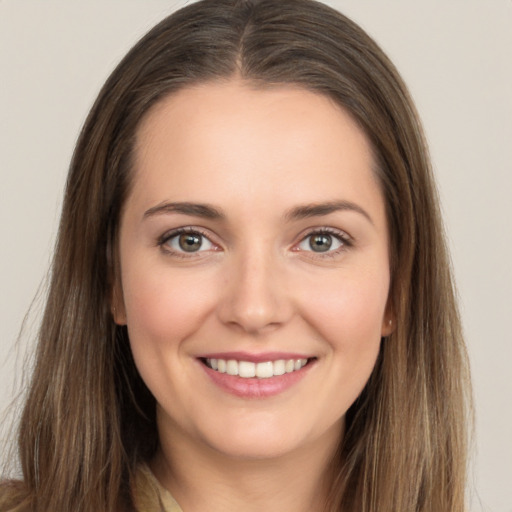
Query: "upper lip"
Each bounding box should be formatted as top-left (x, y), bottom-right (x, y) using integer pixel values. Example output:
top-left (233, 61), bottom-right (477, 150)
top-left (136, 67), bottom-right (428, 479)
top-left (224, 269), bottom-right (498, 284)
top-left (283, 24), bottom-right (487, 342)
top-left (198, 351), bottom-right (314, 363)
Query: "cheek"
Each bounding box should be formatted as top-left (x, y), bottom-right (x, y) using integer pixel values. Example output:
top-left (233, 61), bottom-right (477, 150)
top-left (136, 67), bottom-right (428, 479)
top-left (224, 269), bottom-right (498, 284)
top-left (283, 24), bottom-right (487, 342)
top-left (297, 265), bottom-right (390, 353)
top-left (122, 266), bottom-right (217, 350)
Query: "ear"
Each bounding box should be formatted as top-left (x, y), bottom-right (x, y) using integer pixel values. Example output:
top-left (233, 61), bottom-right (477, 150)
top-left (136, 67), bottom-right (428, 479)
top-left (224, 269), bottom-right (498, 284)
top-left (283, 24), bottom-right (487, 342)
top-left (380, 302), bottom-right (395, 337)
top-left (111, 280), bottom-right (127, 326)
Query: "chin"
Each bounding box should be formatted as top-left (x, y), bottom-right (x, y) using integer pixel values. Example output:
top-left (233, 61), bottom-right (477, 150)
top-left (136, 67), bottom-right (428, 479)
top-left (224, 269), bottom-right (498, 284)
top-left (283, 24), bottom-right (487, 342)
top-left (198, 414), bottom-right (342, 462)
top-left (209, 435), bottom-right (303, 461)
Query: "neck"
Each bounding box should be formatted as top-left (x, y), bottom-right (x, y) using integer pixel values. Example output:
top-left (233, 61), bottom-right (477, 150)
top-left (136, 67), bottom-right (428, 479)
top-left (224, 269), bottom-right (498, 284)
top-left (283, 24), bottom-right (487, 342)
top-left (151, 417), bottom-right (343, 512)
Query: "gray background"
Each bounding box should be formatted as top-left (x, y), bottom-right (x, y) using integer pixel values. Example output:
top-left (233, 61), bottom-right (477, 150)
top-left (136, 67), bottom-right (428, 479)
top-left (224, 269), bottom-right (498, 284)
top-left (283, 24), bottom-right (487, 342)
top-left (1, 1), bottom-right (511, 510)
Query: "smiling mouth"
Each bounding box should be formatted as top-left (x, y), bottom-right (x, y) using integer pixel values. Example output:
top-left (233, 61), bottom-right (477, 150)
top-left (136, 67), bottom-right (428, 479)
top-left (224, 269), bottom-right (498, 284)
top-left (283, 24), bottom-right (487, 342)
top-left (202, 357), bottom-right (313, 379)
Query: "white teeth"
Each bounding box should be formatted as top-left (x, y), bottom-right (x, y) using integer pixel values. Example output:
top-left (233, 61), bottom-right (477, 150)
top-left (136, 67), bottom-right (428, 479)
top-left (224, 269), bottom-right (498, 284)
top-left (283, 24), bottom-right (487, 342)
top-left (226, 360), bottom-right (238, 376)
top-left (256, 361), bottom-right (273, 378)
top-left (206, 358), bottom-right (309, 379)
top-left (217, 359), bottom-right (227, 373)
top-left (295, 359), bottom-right (307, 370)
top-left (273, 359), bottom-right (286, 376)
top-left (238, 361), bottom-right (256, 378)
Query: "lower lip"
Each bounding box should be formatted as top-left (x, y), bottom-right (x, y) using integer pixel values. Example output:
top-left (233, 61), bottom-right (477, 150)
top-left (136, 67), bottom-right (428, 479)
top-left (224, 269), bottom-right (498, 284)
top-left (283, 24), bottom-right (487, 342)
top-left (200, 360), bottom-right (314, 399)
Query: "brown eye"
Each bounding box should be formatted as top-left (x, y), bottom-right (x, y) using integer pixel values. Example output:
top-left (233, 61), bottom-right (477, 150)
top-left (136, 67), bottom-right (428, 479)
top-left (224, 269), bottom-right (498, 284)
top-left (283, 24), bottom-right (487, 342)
top-left (178, 233), bottom-right (203, 252)
top-left (162, 230), bottom-right (214, 254)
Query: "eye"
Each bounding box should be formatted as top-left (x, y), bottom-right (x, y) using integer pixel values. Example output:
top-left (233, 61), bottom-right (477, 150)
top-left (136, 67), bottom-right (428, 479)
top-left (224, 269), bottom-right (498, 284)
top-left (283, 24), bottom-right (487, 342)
top-left (160, 229), bottom-right (215, 254)
top-left (296, 230), bottom-right (348, 253)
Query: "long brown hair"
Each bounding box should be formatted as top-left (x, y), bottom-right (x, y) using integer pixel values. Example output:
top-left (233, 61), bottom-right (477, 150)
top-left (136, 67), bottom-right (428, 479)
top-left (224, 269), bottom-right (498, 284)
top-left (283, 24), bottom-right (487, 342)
top-left (0, 1), bottom-right (471, 510)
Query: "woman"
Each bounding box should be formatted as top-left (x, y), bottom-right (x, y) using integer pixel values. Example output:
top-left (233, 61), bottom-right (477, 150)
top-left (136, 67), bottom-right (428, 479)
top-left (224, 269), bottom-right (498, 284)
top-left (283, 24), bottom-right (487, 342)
top-left (0, 0), bottom-right (471, 511)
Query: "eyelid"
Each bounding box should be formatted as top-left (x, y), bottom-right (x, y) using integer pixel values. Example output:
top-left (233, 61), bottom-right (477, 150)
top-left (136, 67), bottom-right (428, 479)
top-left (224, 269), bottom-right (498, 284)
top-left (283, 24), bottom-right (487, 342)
top-left (156, 225), bottom-right (352, 258)
top-left (157, 226), bottom-right (220, 256)
top-left (293, 226), bottom-right (353, 255)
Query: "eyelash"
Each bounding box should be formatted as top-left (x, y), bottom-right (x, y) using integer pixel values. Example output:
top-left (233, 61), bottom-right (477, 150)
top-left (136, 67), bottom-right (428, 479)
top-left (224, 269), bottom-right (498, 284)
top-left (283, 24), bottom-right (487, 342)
top-left (157, 227), bottom-right (216, 259)
top-left (295, 227), bottom-right (352, 259)
top-left (157, 226), bottom-right (352, 258)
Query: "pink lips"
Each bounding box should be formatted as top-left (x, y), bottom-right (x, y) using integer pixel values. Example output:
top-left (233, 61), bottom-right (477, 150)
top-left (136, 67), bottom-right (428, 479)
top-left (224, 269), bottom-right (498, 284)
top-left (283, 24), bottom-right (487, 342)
top-left (198, 352), bottom-right (315, 399)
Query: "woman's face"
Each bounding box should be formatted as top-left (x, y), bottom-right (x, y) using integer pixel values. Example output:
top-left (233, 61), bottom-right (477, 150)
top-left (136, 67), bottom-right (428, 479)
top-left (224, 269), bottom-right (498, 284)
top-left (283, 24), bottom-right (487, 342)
top-left (115, 81), bottom-right (393, 461)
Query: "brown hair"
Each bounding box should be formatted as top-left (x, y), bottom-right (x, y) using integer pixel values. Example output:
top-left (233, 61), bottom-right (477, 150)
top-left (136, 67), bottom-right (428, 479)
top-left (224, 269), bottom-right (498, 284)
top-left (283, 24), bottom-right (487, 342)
top-left (0, 1), bottom-right (471, 510)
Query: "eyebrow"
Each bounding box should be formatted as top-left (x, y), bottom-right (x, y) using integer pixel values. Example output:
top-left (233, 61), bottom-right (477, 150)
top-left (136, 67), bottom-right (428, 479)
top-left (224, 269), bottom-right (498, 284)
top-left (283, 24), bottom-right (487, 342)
top-left (143, 199), bottom-right (373, 225)
top-left (284, 200), bottom-right (374, 225)
top-left (143, 201), bottom-right (225, 220)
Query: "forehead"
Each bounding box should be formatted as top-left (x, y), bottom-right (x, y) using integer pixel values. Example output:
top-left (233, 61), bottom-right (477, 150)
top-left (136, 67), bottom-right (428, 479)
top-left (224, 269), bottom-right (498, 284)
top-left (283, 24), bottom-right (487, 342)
top-left (135, 80), bottom-right (372, 163)
top-left (129, 80), bottom-right (383, 222)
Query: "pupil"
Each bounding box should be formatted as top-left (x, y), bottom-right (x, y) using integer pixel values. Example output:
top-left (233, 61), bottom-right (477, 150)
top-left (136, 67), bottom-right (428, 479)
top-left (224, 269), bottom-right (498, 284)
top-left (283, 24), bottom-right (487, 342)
top-left (179, 233), bottom-right (202, 252)
top-left (310, 234), bottom-right (332, 252)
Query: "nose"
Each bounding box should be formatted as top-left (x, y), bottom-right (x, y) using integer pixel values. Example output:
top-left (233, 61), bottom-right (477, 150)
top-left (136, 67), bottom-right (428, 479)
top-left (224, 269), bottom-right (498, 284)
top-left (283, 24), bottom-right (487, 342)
top-left (217, 248), bottom-right (293, 335)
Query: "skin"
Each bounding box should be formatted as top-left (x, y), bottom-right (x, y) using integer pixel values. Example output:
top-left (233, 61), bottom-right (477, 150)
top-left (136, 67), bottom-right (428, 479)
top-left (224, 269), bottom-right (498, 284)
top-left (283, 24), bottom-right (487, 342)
top-left (114, 80), bottom-right (393, 511)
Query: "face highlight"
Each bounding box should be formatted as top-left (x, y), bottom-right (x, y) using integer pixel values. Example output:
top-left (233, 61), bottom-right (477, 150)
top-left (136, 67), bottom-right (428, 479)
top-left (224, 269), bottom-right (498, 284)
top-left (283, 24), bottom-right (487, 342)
top-left (114, 81), bottom-right (393, 462)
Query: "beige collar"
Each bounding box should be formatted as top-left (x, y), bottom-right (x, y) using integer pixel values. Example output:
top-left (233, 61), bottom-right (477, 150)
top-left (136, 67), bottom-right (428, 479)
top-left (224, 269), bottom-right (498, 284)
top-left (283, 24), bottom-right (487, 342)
top-left (132, 464), bottom-right (183, 512)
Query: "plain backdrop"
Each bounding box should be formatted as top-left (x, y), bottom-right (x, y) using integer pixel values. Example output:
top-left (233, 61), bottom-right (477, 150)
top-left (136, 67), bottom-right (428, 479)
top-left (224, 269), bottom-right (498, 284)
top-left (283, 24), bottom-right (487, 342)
top-left (1, 1), bottom-right (511, 511)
